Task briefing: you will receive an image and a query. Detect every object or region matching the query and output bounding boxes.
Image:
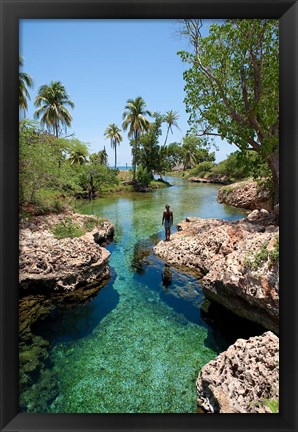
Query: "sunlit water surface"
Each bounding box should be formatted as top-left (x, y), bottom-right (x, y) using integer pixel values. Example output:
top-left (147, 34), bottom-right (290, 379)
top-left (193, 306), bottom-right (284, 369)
top-left (28, 178), bottom-right (251, 413)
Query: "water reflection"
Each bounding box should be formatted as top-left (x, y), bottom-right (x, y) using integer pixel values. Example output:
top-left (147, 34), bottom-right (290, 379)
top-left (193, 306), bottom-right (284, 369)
top-left (161, 264), bottom-right (172, 288)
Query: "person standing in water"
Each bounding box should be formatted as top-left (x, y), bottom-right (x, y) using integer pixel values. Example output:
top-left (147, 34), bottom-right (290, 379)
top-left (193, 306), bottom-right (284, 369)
top-left (162, 204), bottom-right (173, 241)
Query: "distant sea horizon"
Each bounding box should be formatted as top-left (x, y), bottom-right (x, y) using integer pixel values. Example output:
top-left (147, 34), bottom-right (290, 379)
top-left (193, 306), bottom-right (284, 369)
top-left (113, 165), bottom-right (132, 170)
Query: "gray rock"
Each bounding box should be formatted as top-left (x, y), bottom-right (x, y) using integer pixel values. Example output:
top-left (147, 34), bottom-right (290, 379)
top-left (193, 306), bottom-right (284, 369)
top-left (154, 217), bottom-right (279, 333)
top-left (218, 179), bottom-right (272, 210)
top-left (196, 331), bottom-right (279, 413)
top-left (247, 209), bottom-right (260, 221)
top-left (19, 212), bottom-right (114, 292)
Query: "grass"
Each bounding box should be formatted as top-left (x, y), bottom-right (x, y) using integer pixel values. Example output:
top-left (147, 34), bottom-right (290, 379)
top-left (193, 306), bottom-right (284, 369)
top-left (83, 216), bottom-right (104, 231)
top-left (52, 217), bottom-right (85, 239)
top-left (244, 237), bottom-right (279, 270)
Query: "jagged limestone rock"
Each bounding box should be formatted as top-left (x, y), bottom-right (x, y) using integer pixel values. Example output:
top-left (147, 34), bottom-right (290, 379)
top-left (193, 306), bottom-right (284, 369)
top-left (196, 331), bottom-right (279, 413)
top-left (154, 217), bottom-right (279, 333)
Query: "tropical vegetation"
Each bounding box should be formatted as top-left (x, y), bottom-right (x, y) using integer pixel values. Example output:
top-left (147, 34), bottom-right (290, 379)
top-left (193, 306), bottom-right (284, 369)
top-left (122, 96), bottom-right (152, 180)
top-left (18, 18), bottom-right (279, 214)
top-left (104, 123), bottom-right (123, 168)
top-left (178, 19), bottom-right (279, 203)
top-left (19, 57), bottom-right (33, 115)
top-left (34, 81), bottom-right (75, 137)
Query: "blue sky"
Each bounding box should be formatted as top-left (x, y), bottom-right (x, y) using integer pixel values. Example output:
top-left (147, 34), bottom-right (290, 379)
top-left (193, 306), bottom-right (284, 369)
top-left (20, 19), bottom-right (237, 166)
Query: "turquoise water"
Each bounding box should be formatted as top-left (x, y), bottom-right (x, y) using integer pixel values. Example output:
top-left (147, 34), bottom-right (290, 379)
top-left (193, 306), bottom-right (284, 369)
top-left (28, 178), bottom-right (249, 413)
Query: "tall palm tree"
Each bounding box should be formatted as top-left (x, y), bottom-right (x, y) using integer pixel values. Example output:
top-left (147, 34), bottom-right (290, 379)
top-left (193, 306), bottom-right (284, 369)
top-left (34, 81), bottom-right (74, 137)
top-left (122, 96), bottom-right (152, 180)
top-left (163, 110), bottom-right (180, 147)
top-left (104, 124), bottom-right (122, 168)
top-left (19, 57), bottom-right (33, 115)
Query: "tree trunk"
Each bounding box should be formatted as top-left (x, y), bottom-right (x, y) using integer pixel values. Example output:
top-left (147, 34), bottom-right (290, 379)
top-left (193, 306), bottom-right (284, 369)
top-left (267, 150), bottom-right (279, 205)
top-left (115, 146), bottom-right (117, 169)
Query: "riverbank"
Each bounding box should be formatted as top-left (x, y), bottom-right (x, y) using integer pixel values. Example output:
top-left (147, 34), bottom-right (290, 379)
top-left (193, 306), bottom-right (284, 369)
top-left (154, 211), bottom-right (279, 413)
top-left (19, 211), bottom-right (115, 411)
top-left (154, 212), bottom-right (279, 333)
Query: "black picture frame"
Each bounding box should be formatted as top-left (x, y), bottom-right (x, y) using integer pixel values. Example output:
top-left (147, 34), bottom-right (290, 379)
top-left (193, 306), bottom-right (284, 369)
top-left (0, 0), bottom-right (297, 431)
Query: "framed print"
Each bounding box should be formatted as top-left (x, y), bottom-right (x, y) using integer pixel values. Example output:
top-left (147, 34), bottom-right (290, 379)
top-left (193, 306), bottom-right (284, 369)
top-left (0, 0), bottom-right (297, 431)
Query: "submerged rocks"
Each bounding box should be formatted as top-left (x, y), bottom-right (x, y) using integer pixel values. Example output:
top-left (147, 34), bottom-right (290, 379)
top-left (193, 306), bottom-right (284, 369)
top-left (196, 331), bottom-right (279, 413)
top-left (217, 179), bottom-right (272, 210)
top-left (154, 216), bottom-right (279, 333)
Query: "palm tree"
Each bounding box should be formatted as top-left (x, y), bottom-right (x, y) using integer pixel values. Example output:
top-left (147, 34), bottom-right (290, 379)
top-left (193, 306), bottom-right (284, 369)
top-left (104, 124), bottom-right (122, 168)
top-left (181, 141), bottom-right (198, 170)
top-left (69, 149), bottom-right (87, 165)
top-left (122, 96), bottom-right (152, 180)
top-left (34, 81), bottom-right (74, 137)
top-left (90, 147), bottom-right (108, 166)
top-left (163, 110), bottom-right (180, 147)
top-left (19, 57), bottom-right (33, 115)
top-left (68, 140), bottom-right (88, 165)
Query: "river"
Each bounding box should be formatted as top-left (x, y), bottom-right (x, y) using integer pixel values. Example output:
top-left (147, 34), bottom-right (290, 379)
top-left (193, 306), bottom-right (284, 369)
top-left (26, 177), bottom-right (260, 413)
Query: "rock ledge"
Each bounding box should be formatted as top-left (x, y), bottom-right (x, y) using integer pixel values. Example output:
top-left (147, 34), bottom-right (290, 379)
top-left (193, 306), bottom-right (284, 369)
top-left (19, 211), bottom-right (114, 293)
top-left (154, 215), bottom-right (279, 333)
top-left (197, 331), bottom-right (279, 413)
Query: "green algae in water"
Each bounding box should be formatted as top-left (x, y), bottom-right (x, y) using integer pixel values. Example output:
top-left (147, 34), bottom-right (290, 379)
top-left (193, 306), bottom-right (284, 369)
top-left (22, 179), bottom-right (248, 413)
top-left (49, 282), bottom-right (215, 413)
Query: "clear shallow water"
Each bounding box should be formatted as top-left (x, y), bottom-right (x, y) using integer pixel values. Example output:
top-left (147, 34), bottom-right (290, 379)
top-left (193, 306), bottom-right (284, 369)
top-left (29, 178), bottom-right (249, 413)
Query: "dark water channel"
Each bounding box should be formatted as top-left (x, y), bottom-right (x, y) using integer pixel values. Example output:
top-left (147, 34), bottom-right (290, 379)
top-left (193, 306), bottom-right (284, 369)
top-left (24, 177), bottom-right (264, 413)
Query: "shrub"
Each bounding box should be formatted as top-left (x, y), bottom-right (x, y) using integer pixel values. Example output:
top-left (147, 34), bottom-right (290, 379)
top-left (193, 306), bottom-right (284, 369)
top-left (136, 165), bottom-right (151, 186)
top-left (34, 189), bottom-right (69, 215)
top-left (189, 161), bottom-right (214, 177)
top-left (83, 216), bottom-right (103, 231)
top-left (52, 217), bottom-right (85, 239)
top-left (244, 237), bottom-right (279, 270)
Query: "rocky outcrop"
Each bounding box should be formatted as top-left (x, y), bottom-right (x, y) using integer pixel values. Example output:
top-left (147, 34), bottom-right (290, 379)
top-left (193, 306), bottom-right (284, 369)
top-left (154, 215), bottom-right (279, 333)
top-left (188, 176), bottom-right (229, 185)
top-left (19, 212), bottom-right (114, 293)
top-left (217, 179), bottom-right (272, 210)
top-left (196, 331), bottom-right (279, 413)
top-left (19, 211), bottom-right (114, 412)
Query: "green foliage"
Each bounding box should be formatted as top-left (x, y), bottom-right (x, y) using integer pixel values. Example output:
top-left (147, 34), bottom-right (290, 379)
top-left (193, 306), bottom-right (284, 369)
top-left (136, 165), bottom-right (152, 186)
top-left (34, 189), bottom-right (68, 215)
top-left (211, 151), bottom-right (270, 181)
top-left (19, 57), bottom-right (33, 114)
top-left (19, 120), bottom-right (63, 205)
top-left (122, 96), bottom-right (152, 179)
top-left (67, 140), bottom-right (89, 165)
top-left (52, 217), bottom-right (85, 239)
top-left (178, 19), bottom-right (279, 201)
top-left (189, 161), bottom-right (214, 177)
top-left (166, 142), bottom-right (184, 169)
top-left (268, 237), bottom-right (279, 265)
top-left (180, 135), bottom-right (212, 170)
top-left (263, 399), bottom-right (279, 413)
top-left (245, 237), bottom-right (279, 270)
top-left (104, 123), bottom-right (122, 168)
top-left (138, 116), bottom-right (163, 177)
top-left (34, 81), bottom-right (74, 137)
top-left (83, 216), bottom-right (103, 231)
top-left (19, 120), bottom-right (122, 216)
